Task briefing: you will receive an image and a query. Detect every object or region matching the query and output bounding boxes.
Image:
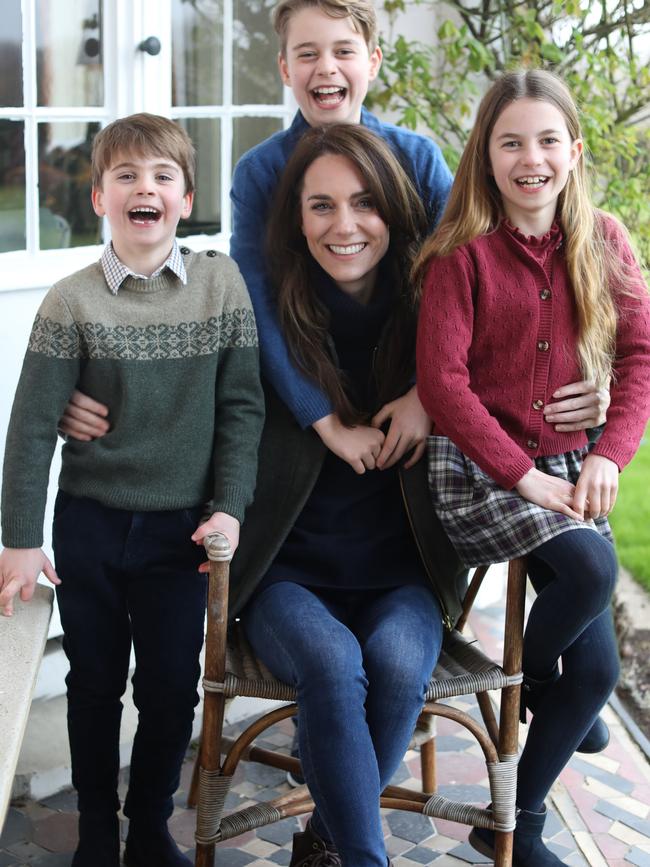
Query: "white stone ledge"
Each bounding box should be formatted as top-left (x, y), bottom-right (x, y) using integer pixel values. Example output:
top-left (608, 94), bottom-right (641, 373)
top-left (0, 584), bottom-right (53, 822)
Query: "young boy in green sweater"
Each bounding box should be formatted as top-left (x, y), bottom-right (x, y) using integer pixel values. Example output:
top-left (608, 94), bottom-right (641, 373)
top-left (0, 113), bottom-right (264, 867)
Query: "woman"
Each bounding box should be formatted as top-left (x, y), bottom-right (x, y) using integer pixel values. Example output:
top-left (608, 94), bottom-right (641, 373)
top-left (59, 124), bottom-right (608, 867)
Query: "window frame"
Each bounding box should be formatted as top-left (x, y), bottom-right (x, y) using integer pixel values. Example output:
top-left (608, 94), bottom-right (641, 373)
top-left (0, 0), bottom-right (295, 293)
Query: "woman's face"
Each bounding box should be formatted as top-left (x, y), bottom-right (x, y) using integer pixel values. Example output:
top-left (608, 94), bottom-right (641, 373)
top-left (300, 153), bottom-right (390, 304)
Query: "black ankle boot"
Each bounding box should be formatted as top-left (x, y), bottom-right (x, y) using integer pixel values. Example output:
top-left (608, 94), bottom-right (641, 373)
top-left (289, 820), bottom-right (341, 866)
top-left (123, 820), bottom-right (191, 867)
top-left (521, 672), bottom-right (610, 753)
top-left (469, 804), bottom-right (564, 866)
top-left (72, 809), bottom-right (120, 867)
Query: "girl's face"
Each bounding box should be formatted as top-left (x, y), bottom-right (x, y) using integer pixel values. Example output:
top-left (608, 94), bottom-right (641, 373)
top-left (300, 153), bottom-right (390, 304)
top-left (488, 97), bottom-right (583, 236)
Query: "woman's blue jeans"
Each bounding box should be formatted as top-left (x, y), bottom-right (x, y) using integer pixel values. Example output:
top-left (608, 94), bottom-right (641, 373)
top-left (243, 581), bottom-right (443, 867)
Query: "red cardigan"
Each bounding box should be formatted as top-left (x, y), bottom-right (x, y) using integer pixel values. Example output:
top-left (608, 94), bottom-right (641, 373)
top-left (416, 217), bottom-right (650, 489)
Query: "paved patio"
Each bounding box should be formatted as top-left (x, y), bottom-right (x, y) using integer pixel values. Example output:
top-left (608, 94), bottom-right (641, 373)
top-left (2, 581), bottom-right (650, 866)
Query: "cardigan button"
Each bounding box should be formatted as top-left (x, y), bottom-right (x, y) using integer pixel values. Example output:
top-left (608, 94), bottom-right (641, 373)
top-left (206, 249), bottom-right (217, 257)
top-left (540, 289), bottom-right (551, 300)
top-left (537, 340), bottom-right (550, 351)
top-left (532, 399), bottom-right (544, 410)
top-left (527, 439), bottom-right (538, 449)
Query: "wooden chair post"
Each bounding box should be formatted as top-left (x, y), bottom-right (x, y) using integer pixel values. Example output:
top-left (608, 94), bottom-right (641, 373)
top-left (194, 534), bottom-right (232, 867)
top-left (493, 557), bottom-right (527, 867)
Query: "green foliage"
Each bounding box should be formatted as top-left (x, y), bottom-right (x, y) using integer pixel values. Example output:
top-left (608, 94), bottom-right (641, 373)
top-left (368, 0), bottom-right (650, 262)
top-left (610, 429), bottom-right (650, 591)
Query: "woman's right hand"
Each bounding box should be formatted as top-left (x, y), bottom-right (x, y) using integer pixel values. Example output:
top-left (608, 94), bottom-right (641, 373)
top-left (58, 389), bottom-right (111, 441)
top-left (514, 467), bottom-right (584, 521)
top-left (312, 413), bottom-right (385, 474)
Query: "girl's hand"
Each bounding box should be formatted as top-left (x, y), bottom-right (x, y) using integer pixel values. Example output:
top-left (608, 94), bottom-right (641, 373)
top-left (515, 468), bottom-right (584, 521)
top-left (371, 385), bottom-right (432, 470)
top-left (312, 413), bottom-right (385, 474)
top-left (0, 548), bottom-right (60, 617)
top-left (192, 512), bottom-right (241, 573)
top-left (543, 380), bottom-right (610, 432)
top-left (58, 389), bottom-right (111, 441)
top-left (573, 454), bottom-right (619, 519)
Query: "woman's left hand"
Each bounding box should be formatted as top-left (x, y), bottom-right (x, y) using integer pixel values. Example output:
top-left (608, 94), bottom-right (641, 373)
top-left (371, 385), bottom-right (432, 470)
top-left (544, 380), bottom-right (610, 431)
top-left (573, 454), bottom-right (619, 519)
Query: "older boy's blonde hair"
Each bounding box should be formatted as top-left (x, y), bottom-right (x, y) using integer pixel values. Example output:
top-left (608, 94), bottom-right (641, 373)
top-left (91, 113), bottom-right (196, 193)
top-left (272, 0), bottom-right (378, 54)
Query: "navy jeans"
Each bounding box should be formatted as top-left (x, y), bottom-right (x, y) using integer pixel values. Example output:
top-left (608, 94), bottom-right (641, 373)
top-left (517, 528), bottom-right (620, 811)
top-left (243, 581), bottom-right (443, 867)
top-left (53, 492), bottom-right (207, 822)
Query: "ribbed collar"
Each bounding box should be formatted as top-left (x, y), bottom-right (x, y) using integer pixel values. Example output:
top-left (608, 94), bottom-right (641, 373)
top-left (501, 219), bottom-right (563, 267)
top-left (100, 240), bottom-right (187, 295)
top-left (314, 262), bottom-right (393, 347)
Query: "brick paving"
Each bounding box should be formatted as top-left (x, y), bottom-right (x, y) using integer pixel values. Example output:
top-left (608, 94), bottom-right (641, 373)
top-left (2, 582), bottom-right (650, 866)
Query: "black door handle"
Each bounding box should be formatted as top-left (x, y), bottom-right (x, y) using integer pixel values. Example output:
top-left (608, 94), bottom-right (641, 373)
top-left (138, 36), bottom-right (161, 56)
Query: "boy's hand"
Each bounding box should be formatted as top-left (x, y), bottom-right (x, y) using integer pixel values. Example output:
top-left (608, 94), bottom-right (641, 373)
top-left (515, 468), bottom-right (583, 521)
top-left (371, 385), bottom-right (432, 470)
top-left (58, 389), bottom-right (111, 441)
top-left (573, 454), bottom-right (619, 520)
top-left (544, 380), bottom-right (610, 432)
top-left (0, 548), bottom-right (60, 617)
top-left (312, 413), bottom-right (385, 474)
top-left (193, 512), bottom-right (240, 573)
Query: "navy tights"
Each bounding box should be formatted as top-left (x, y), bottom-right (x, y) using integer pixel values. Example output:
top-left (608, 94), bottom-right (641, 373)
top-left (516, 528), bottom-right (619, 811)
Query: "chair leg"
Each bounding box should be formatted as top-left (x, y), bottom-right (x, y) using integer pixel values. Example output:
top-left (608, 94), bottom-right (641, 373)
top-left (494, 829), bottom-right (514, 866)
top-left (195, 840), bottom-right (215, 867)
top-left (420, 736), bottom-right (436, 793)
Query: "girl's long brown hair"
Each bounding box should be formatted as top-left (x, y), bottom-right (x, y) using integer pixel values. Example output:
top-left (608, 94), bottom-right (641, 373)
top-left (413, 69), bottom-right (622, 388)
top-left (267, 124), bottom-right (428, 425)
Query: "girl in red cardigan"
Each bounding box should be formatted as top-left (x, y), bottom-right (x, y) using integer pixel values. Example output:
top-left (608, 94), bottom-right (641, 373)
top-left (415, 69), bottom-right (650, 867)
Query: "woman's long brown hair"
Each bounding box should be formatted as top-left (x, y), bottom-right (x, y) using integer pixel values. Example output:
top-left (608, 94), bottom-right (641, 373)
top-left (267, 124), bottom-right (428, 425)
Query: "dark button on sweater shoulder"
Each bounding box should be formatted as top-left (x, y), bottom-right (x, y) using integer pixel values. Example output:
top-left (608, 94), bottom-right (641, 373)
top-left (180, 246), bottom-right (191, 255)
top-left (206, 249), bottom-right (218, 257)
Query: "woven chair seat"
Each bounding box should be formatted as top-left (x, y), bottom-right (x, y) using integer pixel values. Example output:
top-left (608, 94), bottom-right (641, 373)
top-left (205, 624), bottom-right (518, 705)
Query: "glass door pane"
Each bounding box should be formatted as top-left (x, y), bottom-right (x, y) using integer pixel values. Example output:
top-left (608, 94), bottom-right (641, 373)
top-left (36, 0), bottom-right (104, 107)
top-left (176, 118), bottom-right (221, 237)
top-left (172, 0), bottom-right (223, 107)
top-left (0, 0), bottom-right (23, 107)
top-left (0, 121), bottom-right (26, 253)
top-left (233, 0), bottom-right (282, 104)
top-left (38, 121), bottom-right (102, 249)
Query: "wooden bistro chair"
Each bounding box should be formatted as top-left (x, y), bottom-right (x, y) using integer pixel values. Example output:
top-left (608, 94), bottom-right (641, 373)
top-left (190, 532), bottom-right (527, 867)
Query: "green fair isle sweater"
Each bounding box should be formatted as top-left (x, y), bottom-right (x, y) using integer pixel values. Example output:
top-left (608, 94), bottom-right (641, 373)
top-left (1, 248), bottom-right (264, 548)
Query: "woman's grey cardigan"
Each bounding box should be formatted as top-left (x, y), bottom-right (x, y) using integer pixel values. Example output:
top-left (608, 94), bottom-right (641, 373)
top-left (229, 386), bottom-right (468, 630)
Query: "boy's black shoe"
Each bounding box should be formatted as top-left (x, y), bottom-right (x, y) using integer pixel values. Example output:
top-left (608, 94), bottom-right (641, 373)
top-left (123, 821), bottom-right (192, 867)
top-left (72, 810), bottom-right (120, 867)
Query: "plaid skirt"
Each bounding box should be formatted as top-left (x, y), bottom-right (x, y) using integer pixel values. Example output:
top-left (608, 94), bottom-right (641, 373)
top-left (427, 436), bottom-right (613, 568)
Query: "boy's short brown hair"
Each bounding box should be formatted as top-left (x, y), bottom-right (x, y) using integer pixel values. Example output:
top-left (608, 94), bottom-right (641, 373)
top-left (91, 113), bottom-right (196, 193)
top-left (272, 0), bottom-right (378, 55)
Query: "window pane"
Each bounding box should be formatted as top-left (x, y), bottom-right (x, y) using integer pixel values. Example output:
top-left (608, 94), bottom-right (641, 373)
top-left (0, 0), bottom-right (23, 107)
top-left (177, 118), bottom-right (221, 237)
top-left (36, 0), bottom-right (103, 107)
top-left (0, 121), bottom-right (26, 253)
top-left (172, 0), bottom-right (223, 107)
top-left (233, 0), bottom-right (283, 105)
top-left (233, 117), bottom-right (283, 170)
top-left (39, 122), bottom-right (101, 250)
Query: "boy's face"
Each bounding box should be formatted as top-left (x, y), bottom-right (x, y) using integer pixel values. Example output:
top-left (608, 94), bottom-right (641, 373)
top-left (92, 151), bottom-right (193, 272)
top-left (278, 7), bottom-right (382, 127)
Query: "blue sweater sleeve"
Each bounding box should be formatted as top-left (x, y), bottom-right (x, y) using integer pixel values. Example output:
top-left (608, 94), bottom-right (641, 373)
top-left (230, 151), bottom-right (334, 429)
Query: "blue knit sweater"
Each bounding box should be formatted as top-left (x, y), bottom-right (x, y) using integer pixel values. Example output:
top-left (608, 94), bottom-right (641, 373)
top-left (230, 107), bottom-right (453, 428)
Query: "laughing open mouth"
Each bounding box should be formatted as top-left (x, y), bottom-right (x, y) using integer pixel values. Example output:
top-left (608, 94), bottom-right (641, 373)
top-left (312, 86), bottom-right (346, 105)
top-left (128, 207), bottom-right (161, 224)
top-left (327, 243), bottom-right (367, 255)
top-left (515, 176), bottom-right (549, 189)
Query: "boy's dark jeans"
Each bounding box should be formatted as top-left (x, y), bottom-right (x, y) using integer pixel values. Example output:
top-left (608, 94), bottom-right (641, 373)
top-left (53, 492), bottom-right (207, 823)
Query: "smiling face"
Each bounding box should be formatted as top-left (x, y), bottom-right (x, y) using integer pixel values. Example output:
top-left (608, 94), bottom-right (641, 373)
top-left (91, 151), bottom-right (194, 274)
top-left (488, 97), bottom-right (583, 236)
top-left (278, 7), bottom-right (381, 127)
top-left (300, 152), bottom-right (389, 303)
